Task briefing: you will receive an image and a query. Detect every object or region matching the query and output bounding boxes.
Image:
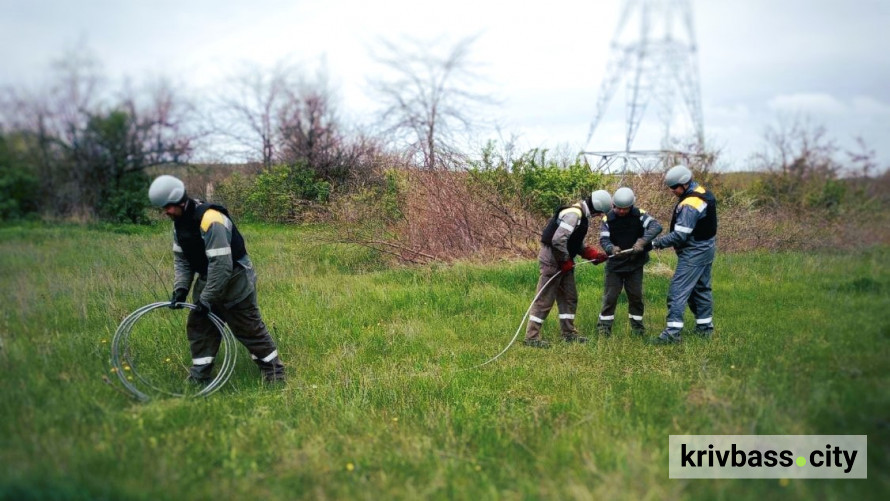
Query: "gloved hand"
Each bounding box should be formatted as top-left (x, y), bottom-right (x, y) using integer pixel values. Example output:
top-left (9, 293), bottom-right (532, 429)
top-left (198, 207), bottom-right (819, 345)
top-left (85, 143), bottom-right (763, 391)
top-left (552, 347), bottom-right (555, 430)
top-left (559, 259), bottom-right (575, 274)
top-left (169, 288), bottom-right (189, 309)
top-left (581, 246), bottom-right (608, 265)
top-left (193, 299), bottom-right (211, 317)
top-left (651, 237), bottom-right (663, 250)
top-left (631, 238), bottom-right (647, 254)
top-left (609, 245), bottom-right (622, 256)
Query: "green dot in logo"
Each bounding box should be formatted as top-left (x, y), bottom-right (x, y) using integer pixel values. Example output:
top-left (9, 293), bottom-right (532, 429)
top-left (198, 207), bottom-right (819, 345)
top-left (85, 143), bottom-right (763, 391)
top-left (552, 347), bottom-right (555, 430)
top-left (796, 456), bottom-right (806, 467)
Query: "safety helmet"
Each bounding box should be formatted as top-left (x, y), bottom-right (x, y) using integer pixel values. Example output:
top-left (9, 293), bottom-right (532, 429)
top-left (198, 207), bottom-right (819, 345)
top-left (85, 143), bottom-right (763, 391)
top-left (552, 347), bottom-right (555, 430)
top-left (590, 190), bottom-right (612, 213)
top-left (148, 175), bottom-right (187, 207)
top-left (613, 187), bottom-right (635, 208)
top-left (664, 165), bottom-right (693, 188)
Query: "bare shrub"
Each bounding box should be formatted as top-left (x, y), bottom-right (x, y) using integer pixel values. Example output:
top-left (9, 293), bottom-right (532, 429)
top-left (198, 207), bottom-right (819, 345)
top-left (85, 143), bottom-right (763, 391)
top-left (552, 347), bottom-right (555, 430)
top-left (397, 169), bottom-right (539, 260)
top-left (335, 158), bottom-right (889, 265)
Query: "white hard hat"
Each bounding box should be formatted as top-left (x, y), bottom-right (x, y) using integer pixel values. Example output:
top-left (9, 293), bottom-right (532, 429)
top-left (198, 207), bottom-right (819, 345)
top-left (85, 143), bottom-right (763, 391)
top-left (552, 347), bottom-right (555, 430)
top-left (613, 187), bottom-right (635, 208)
top-left (149, 175), bottom-right (186, 207)
top-left (590, 190), bottom-right (612, 213)
top-left (664, 165), bottom-right (693, 187)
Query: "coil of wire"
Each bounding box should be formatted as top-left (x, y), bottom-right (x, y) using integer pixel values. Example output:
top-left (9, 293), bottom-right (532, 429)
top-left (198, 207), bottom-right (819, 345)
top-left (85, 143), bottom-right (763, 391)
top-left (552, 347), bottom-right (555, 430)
top-left (111, 302), bottom-right (237, 401)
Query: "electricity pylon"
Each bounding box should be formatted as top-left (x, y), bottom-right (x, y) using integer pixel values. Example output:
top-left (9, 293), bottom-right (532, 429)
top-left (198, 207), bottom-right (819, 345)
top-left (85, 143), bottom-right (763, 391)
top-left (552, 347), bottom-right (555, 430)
top-left (584, 0), bottom-right (705, 174)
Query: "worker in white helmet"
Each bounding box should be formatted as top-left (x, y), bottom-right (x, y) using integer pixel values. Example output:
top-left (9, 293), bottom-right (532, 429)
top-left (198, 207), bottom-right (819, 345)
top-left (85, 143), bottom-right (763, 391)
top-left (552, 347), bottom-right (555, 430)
top-left (148, 175), bottom-right (286, 382)
top-left (596, 187), bottom-right (662, 338)
top-left (649, 165), bottom-right (718, 345)
top-left (524, 190), bottom-right (611, 348)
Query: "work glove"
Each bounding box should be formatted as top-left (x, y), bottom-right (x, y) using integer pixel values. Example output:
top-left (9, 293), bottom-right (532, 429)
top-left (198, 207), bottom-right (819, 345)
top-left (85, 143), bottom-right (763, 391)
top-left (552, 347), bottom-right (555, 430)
top-left (581, 246), bottom-right (608, 265)
top-left (609, 245), bottom-right (622, 256)
top-left (651, 237), bottom-right (663, 249)
top-left (169, 288), bottom-right (189, 309)
top-left (193, 299), bottom-right (211, 317)
top-left (631, 238), bottom-right (647, 254)
top-left (559, 259), bottom-right (575, 274)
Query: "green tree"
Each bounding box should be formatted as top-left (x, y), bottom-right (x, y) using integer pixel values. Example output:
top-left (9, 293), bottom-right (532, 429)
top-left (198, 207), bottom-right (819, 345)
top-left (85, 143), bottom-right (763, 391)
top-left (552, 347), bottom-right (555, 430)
top-left (0, 132), bottom-right (40, 220)
top-left (470, 143), bottom-right (606, 217)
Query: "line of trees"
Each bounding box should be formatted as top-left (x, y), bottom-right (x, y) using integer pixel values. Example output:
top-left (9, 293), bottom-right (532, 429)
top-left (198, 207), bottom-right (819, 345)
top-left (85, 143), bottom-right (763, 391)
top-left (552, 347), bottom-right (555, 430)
top-left (0, 46), bottom-right (197, 222)
top-left (2, 38), bottom-right (887, 242)
top-left (0, 37), bottom-right (494, 222)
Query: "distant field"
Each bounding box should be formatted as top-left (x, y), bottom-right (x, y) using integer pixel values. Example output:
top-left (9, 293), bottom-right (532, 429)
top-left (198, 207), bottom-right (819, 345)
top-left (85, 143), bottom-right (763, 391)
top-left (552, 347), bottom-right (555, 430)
top-left (0, 223), bottom-right (887, 500)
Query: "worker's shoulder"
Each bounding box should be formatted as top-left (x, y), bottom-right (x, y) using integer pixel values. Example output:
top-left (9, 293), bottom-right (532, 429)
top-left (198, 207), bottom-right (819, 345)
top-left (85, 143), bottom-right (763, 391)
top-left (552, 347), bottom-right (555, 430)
top-left (558, 204), bottom-right (583, 219)
top-left (679, 187), bottom-right (708, 211)
top-left (200, 208), bottom-right (231, 232)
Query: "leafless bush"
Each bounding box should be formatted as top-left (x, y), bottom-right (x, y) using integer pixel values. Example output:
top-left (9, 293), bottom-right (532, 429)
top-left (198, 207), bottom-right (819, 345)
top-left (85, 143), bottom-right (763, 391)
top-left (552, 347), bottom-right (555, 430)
top-left (334, 154), bottom-right (889, 264)
top-left (332, 166), bottom-right (541, 263)
top-left (402, 169), bottom-right (541, 260)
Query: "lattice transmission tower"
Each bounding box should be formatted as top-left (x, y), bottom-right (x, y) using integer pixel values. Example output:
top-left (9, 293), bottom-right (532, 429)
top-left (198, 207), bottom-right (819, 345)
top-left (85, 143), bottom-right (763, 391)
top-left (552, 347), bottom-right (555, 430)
top-left (584, 0), bottom-right (705, 173)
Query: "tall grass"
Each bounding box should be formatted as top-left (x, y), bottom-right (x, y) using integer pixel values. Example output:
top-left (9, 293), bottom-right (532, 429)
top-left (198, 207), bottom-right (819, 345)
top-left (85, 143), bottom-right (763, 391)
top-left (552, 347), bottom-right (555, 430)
top-left (0, 224), bottom-right (887, 500)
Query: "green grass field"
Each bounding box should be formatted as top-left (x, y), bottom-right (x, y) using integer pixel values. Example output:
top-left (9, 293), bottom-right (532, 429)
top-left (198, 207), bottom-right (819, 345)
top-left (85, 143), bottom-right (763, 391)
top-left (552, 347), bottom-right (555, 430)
top-left (1, 223), bottom-right (887, 500)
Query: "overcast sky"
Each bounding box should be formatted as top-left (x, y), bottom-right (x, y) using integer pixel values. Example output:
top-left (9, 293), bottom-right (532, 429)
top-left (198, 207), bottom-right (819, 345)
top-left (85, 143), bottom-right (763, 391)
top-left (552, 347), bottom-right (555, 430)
top-left (2, 0), bottom-right (888, 169)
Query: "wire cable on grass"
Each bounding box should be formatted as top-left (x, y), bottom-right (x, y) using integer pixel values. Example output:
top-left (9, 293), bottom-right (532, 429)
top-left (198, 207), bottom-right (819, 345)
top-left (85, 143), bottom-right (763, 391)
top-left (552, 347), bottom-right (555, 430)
top-left (282, 258), bottom-right (617, 392)
top-left (110, 302), bottom-right (237, 401)
top-left (468, 257), bottom-right (608, 369)
top-left (111, 255), bottom-right (627, 399)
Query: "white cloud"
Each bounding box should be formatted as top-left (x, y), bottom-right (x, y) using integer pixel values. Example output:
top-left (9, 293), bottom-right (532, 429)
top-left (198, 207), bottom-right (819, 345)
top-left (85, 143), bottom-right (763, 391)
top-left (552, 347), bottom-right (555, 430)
top-left (2, 0), bottom-right (890, 165)
top-left (851, 96), bottom-right (890, 115)
top-left (705, 103), bottom-right (751, 122)
top-left (767, 93), bottom-right (848, 115)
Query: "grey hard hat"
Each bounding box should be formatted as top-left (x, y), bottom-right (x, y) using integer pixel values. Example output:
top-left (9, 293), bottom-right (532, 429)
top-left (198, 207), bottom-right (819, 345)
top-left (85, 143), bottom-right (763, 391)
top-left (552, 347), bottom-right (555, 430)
top-left (613, 187), bottom-right (635, 208)
top-left (590, 189), bottom-right (612, 213)
top-left (149, 175), bottom-right (187, 207)
top-left (664, 165), bottom-right (693, 187)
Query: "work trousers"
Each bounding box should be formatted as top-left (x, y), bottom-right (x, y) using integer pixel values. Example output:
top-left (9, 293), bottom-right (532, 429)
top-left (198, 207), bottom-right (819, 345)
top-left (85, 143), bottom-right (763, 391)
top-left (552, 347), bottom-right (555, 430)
top-left (597, 267), bottom-right (645, 333)
top-left (525, 264), bottom-right (579, 341)
top-left (662, 259), bottom-right (714, 338)
top-left (187, 290), bottom-right (285, 381)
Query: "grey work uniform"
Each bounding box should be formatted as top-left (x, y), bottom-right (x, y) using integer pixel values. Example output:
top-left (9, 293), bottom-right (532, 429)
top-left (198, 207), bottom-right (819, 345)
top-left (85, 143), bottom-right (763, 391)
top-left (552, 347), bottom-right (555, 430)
top-left (525, 203), bottom-right (589, 341)
top-left (652, 182), bottom-right (717, 340)
top-left (597, 208), bottom-right (662, 334)
top-left (173, 200), bottom-right (285, 382)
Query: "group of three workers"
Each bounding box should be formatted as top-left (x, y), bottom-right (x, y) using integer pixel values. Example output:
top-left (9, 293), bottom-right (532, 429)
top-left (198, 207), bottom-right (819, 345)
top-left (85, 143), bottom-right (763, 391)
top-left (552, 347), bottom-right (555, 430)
top-left (525, 164), bottom-right (717, 348)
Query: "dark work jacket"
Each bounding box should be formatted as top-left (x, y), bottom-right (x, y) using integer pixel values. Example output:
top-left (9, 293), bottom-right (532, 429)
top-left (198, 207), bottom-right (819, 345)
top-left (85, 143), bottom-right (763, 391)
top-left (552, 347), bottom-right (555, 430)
top-left (605, 208), bottom-right (644, 249)
top-left (600, 207), bottom-right (662, 273)
top-left (671, 189), bottom-right (717, 240)
top-left (541, 204), bottom-right (589, 258)
top-left (173, 200), bottom-right (247, 277)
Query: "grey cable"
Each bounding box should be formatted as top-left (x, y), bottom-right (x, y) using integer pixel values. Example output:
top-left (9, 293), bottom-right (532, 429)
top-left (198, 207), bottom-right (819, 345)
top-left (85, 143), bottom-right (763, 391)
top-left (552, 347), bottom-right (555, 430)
top-left (110, 302), bottom-right (237, 401)
top-left (471, 250), bottom-right (634, 368)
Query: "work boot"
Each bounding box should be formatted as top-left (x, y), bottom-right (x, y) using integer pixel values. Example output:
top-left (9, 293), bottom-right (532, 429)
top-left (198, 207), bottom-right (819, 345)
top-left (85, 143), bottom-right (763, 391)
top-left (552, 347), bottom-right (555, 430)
top-left (523, 339), bottom-right (551, 348)
top-left (694, 328), bottom-right (713, 340)
top-left (263, 373), bottom-right (286, 385)
top-left (562, 334), bottom-right (589, 344)
top-left (596, 320), bottom-right (613, 337)
top-left (631, 327), bottom-right (646, 337)
top-left (648, 332), bottom-right (682, 345)
top-left (255, 355), bottom-right (286, 383)
top-left (189, 363), bottom-right (214, 383)
top-left (187, 375), bottom-right (212, 386)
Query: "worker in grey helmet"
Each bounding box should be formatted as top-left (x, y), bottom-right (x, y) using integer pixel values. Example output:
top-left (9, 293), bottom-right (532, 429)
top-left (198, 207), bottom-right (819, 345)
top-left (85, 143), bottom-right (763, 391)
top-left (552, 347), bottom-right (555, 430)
top-left (649, 165), bottom-right (718, 345)
top-left (524, 190), bottom-right (611, 348)
top-left (597, 187), bottom-right (663, 337)
top-left (148, 175), bottom-right (286, 383)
